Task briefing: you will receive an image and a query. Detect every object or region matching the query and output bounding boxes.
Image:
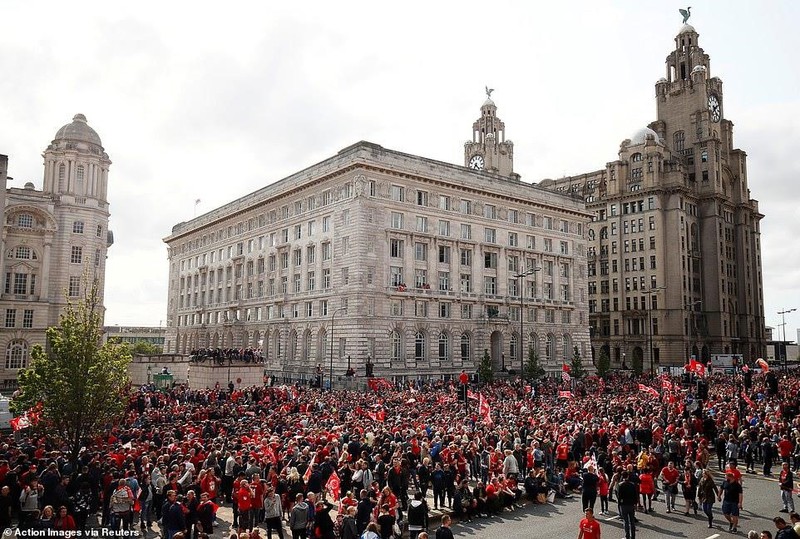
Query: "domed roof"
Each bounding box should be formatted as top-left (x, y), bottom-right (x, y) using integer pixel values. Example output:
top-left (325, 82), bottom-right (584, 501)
top-left (54, 114), bottom-right (102, 146)
top-left (629, 127), bottom-right (660, 145)
top-left (482, 97), bottom-right (496, 108)
top-left (692, 65), bottom-right (707, 73)
top-left (679, 23), bottom-right (696, 34)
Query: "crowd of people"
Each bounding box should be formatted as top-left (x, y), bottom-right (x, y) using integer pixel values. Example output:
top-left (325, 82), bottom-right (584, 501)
top-left (1, 365), bottom-right (800, 539)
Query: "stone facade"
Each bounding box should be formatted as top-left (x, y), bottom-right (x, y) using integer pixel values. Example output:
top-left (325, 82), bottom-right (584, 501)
top-left (164, 102), bottom-right (592, 381)
top-left (0, 115), bottom-right (113, 388)
top-left (104, 325), bottom-right (166, 348)
top-left (540, 24), bottom-right (766, 371)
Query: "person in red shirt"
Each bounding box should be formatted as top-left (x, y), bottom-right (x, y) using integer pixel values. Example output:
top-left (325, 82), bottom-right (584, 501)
top-left (659, 461), bottom-right (679, 513)
top-left (577, 507), bottom-right (601, 539)
top-left (236, 479), bottom-right (255, 532)
top-left (778, 435), bottom-right (794, 463)
top-left (557, 440), bottom-right (571, 470)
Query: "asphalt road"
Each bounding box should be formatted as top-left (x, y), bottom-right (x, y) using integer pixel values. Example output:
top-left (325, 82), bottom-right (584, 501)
top-left (451, 469), bottom-right (788, 539)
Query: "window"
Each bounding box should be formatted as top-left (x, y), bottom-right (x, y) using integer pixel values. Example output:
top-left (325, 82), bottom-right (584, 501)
top-left (461, 224), bottom-right (472, 240)
top-left (391, 331), bottom-right (402, 361)
top-left (416, 216), bottom-right (428, 233)
top-left (390, 239), bottom-right (404, 258)
top-left (484, 276), bottom-right (497, 295)
top-left (322, 190), bottom-right (333, 205)
top-left (322, 268), bottom-right (331, 289)
top-left (438, 332), bottom-right (450, 360)
top-left (461, 305), bottom-right (472, 320)
top-left (674, 130), bottom-right (685, 152)
top-left (14, 246), bottom-right (32, 260)
top-left (460, 199), bottom-right (472, 215)
top-left (415, 243), bottom-right (427, 261)
top-left (460, 249), bottom-right (472, 266)
top-left (68, 276), bottom-right (80, 297)
top-left (484, 252), bottom-right (497, 269)
top-left (391, 185), bottom-right (405, 202)
top-left (439, 195), bottom-right (451, 210)
top-left (22, 309), bottom-right (33, 328)
top-left (483, 204), bottom-right (497, 219)
top-left (5, 340), bottom-right (28, 370)
top-left (306, 245), bottom-right (316, 264)
top-left (438, 220), bottom-right (450, 236)
top-left (414, 269), bottom-right (427, 288)
top-left (96, 225), bottom-right (103, 238)
top-left (484, 228), bottom-right (496, 243)
top-left (460, 333), bottom-right (471, 361)
top-left (307, 271), bottom-right (316, 291)
top-left (322, 242), bottom-right (332, 261)
top-left (414, 332), bottom-right (426, 361)
top-left (13, 273), bottom-right (28, 295)
top-left (417, 190), bottom-right (428, 206)
top-left (70, 246), bottom-right (83, 264)
top-left (391, 212), bottom-right (404, 229)
top-left (390, 267), bottom-right (403, 287)
top-left (438, 246), bottom-right (451, 264)
top-left (73, 221), bottom-right (84, 234)
top-left (341, 236), bottom-right (349, 255)
top-left (341, 267), bottom-right (349, 285)
top-left (5, 309), bottom-right (15, 328)
top-left (508, 232), bottom-right (518, 247)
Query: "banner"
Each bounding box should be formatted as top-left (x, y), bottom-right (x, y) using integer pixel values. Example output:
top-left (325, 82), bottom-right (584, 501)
top-left (478, 394), bottom-right (492, 425)
top-left (325, 471), bottom-right (341, 501)
top-left (741, 392), bottom-right (755, 408)
top-left (638, 384), bottom-right (659, 398)
top-left (558, 390), bottom-right (573, 399)
top-left (688, 358), bottom-right (706, 376)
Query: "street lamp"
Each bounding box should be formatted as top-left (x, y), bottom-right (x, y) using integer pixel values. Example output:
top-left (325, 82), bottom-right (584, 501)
top-left (329, 307), bottom-right (346, 391)
top-left (513, 265), bottom-right (542, 376)
top-left (646, 286), bottom-right (666, 376)
top-left (146, 365), bottom-right (152, 385)
top-left (778, 308), bottom-right (796, 372)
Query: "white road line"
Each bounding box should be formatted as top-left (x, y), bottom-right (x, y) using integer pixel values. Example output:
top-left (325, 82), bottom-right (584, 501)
top-left (704, 534), bottom-right (720, 539)
top-left (603, 515), bottom-right (618, 521)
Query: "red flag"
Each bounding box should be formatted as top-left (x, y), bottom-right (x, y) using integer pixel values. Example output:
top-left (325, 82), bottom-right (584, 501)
top-left (741, 365), bottom-right (750, 373)
top-left (376, 409), bottom-right (386, 422)
top-left (478, 394), bottom-right (492, 425)
top-left (756, 358), bottom-right (769, 373)
top-left (467, 389), bottom-right (479, 401)
top-left (367, 411), bottom-right (378, 422)
top-left (638, 384), bottom-right (659, 398)
top-left (367, 379), bottom-right (379, 392)
top-left (558, 390), bottom-right (573, 399)
top-left (562, 364), bottom-right (571, 373)
top-left (661, 379), bottom-right (673, 390)
top-left (10, 416), bottom-right (30, 431)
top-left (689, 358), bottom-right (706, 376)
top-left (741, 392), bottom-right (755, 408)
top-left (325, 471), bottom-right (341, 501)
top-left (303, 463), bottom-right (312, 484)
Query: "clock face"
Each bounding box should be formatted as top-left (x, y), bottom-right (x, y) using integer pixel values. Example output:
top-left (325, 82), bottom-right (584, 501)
top-left (469, 154), bottom-right (485, 170)
top-left (707, 94), bottom-right (721, 122)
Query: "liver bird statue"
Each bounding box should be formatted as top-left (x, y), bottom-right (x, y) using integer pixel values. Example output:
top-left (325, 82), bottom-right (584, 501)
top-left (679, 6), bottom-right (691, 24)
top-left (485, 86), bottom-right (495, 99)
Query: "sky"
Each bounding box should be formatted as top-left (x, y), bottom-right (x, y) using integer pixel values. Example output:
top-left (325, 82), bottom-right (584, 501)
top-left (1, 0), bottom-right (799, 339)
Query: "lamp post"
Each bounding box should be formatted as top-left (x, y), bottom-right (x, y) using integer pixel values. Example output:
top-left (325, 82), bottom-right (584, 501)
top-left (329, 307), bottom-right (345, 391)
top-left (514, 265), bottom-right (541, 376)
top-left (646, 286), bottom-right (666, 376)
top-left (147, 365), bottom-right (152, 385)
top-left (778, 308), bottom-right (796, 372)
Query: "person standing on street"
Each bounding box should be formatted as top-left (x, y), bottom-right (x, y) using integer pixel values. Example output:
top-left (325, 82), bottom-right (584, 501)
top-left (780, 462), bottom-right (795, 514)
top-left (577, 507), bottom-right (601, 539)
top-left (617, 472), bottom-right (638, 539)
top-left (773, 516), bottom-right (800, 539)
top-left (434, 514), bottom-right (454, 539)
top-left (720, 471), bottom-right (744, 533)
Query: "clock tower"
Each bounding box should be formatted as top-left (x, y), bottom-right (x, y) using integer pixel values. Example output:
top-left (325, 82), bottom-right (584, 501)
top-left (464, 91), bottom-right (518, 179)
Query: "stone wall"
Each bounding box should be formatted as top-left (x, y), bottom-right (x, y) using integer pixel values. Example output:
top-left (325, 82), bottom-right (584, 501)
top-left (129, 354), bottom-right (190, 386)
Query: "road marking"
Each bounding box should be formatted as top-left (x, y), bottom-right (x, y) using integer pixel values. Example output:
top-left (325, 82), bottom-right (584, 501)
top-left (603, 515), bottom-right (618, 521)
top-left (705, 534), bottom-right (720, 539)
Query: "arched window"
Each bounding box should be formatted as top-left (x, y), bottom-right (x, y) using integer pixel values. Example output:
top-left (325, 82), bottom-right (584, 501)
top-left (390, 331), bottom-right (402, 362)
top-left (631, 153), bottom-right (642, 162)
top-left (563, 334), bottom-right (572, 361)
top-left (529, 332), bottom-right (539, 357)
top-left (76, 165), bottom-right (85, 194)
top-left (545, 334), bottom-right (554, 362)
top-left (460, 333), bottom-right (471, 362)
top-left (414, 331), bottom-right (426, 361)
top-left (438, 332), bottom-right (450, 361)
top-left (5, 340), bottom-right (28, 370)
top-left (303, 331), bottom-right (312, 363)
top-left (288, 330), bottom-right (297, 361)
top-left (14, 246), bottom-right (32, 259)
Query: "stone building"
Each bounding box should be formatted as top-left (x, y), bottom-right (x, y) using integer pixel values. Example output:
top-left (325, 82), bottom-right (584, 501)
top-left (164, 100), bottom-right (591, 381)
top-left (0, 114), bottom-right (113, 387)
top-left (540, 22), bottom-right (766, 372)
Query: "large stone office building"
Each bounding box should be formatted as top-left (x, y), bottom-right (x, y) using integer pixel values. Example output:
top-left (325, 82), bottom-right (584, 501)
top-left (0, 115), bottom-right (113, 387)
top-left (541, 22), bottom-right (766, 371)
top-left (164, 100), bottom-right (592, 381)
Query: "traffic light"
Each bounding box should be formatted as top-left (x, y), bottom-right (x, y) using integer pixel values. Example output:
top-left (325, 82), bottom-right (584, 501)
top-left (696, 380), bottom-right (708, 400)
top-left (458, 384), bottom-right (467, 403)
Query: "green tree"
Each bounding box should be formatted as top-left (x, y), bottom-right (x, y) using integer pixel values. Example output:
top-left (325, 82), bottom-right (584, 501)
top-left (596, 348), bottom-right (611, 379)
top-left (478, 349), bottom-right (494, 384)
top-left (11, 283), bottom-right (132, 463)
top-left (570, 346), bottom-right (586, 379)
top-left (524, 346), bottom-right (545, 381)
top-left (129, 341), bottom-right (163, 355)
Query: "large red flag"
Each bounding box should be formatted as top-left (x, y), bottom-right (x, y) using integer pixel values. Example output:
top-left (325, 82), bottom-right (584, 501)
top-left (326, 471), bottom-right (341, 501)
top-left (741, 392), bottom-right (755, 408)
top-left (756, 358), bottom-right (769, 373)
top-left (689, 358), bottom-right (706, 376)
